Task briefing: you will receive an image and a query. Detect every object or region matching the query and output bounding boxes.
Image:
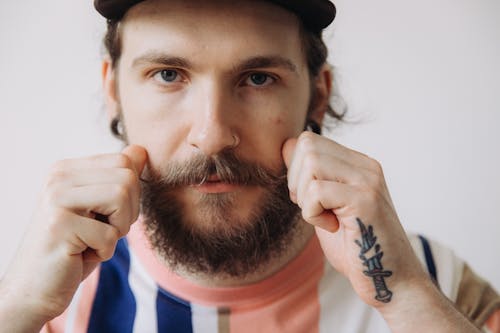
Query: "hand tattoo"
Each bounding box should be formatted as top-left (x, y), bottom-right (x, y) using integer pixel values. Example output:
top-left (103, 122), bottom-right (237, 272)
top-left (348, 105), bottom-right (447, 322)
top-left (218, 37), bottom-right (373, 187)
top-left (354, 218), bottom-right (393, 303)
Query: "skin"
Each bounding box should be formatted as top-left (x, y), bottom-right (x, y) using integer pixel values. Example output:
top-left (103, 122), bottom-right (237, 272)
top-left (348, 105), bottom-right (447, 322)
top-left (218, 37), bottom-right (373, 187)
top-left (109, 0), bottom-right (318, 235)
top-left (0, 0), bottom-right (480, 332)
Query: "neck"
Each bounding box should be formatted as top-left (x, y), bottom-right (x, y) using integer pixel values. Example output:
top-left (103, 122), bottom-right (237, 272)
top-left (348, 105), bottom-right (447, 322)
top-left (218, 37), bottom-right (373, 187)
top-left (165, 221), bottom-right (315, 288)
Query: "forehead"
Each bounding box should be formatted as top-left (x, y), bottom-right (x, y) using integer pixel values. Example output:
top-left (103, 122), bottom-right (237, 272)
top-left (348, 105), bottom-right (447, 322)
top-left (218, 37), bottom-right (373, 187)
top-left (119, 0), bottom-right (306, 70)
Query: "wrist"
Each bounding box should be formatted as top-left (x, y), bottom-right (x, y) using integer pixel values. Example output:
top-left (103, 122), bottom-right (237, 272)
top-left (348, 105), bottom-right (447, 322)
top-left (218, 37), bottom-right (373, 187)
top-left (377, 276), bottom-right (479, 333)
top-left (0, 282), bottom-right (52, 333)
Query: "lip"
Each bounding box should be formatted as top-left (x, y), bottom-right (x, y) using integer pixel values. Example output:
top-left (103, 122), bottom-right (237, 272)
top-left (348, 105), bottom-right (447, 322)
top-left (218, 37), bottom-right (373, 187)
top-left (207, 175), bottom-right (220, 182)
top-left (192, 181), bottom-right (241, 194)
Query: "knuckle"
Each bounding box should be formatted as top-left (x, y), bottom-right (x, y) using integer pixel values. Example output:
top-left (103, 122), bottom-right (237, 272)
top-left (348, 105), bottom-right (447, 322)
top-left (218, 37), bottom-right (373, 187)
top-left (367, 157), bottom-right (383, 175)
top-left (361, 187), bottom-right (379, 204)
top-left (45, 186), bottom-right (65, 205)
top-left (113, 154), bottom-right (132, 169)
top-left (46, 170), bottom-right (68, 187)
top-left (297, 132), bottom-right (317, 151)
top-left (365, 173), bottom-right (384, 189)
top-left (49, 160), bottom-right (68, 173)
top-left (302, 182), bottom-right (321, 216)
top-left (102, 226), bottom-right (120, 247)
top-left (121, 168), bottom-right (138, 188)
top-left (301, 208), bottom-right (312, 221)
top-left (302, 152), bottom-right (320, 172)
top-left (299, 130), bottom-right (316, 142)
top-left (301, 202), bottom-right (317, 222)
top-left (100, 247), bottom-right (116, 261)
top-left (45, 208), bottom-right (69, 236)
top-left (112, 184), bottom-right (130, 204)
top-left (121, 223), bottom-right (132, 236)
top-left (113, 219), bottom-right (132, 238)
top-left (46, 164), bottom-right (70, 188)
top-left (307, 179), bottom-right (322, 198)
top-left (351, 171), bottom-right (367, 186)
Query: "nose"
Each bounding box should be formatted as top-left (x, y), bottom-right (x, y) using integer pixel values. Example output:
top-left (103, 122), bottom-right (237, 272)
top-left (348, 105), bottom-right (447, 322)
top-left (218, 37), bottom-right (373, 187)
top-left (187, 81), bottom-right (238, 156)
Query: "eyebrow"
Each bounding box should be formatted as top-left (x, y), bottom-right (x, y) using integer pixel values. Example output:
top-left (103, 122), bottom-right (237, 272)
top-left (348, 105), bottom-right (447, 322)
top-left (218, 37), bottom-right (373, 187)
top-left (132, 52), bottom-right (193, 69)
top-left (132, 51), bottom-right (298, 75)
top-left (233, 56), bottom-right (298, 75)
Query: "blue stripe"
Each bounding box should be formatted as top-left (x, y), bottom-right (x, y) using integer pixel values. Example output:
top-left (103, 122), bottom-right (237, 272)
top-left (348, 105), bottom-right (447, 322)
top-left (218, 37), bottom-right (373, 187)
top-left (88, 238), bottom-right (136, 333)
top-left (418, 235), bottom-right (439, 287)
top-left (156, 288), bottom-right (193, 332)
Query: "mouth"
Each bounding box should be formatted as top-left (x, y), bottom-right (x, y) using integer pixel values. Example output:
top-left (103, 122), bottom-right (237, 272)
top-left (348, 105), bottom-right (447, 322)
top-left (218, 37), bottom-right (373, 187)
top-left (191, 174), bottom-right (241, 194)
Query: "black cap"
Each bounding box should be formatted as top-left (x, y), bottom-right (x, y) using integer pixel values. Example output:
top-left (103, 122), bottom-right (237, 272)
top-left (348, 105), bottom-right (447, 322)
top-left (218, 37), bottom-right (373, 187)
top-left (94, 0), bottom-right (336, 33)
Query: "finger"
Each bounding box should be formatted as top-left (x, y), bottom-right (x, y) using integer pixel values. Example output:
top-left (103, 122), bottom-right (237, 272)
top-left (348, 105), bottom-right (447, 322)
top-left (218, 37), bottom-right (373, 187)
top-left (307, 212), bottom-right (340, 233)
top-left (62, 212), bottom-right (122, 261)
top-left (53, 184), bottom-right (136, 236)
top-left (285, 132), bottom-right (321, 199)
top-left (286, 133), bottom-right (381, 195)
top-left (282, 137), bottom-right (298, 169)
top-left (122, 145), bottom-right (148, 176)
top-left (48, 168), bottom-right (140, 188)
top-left (301, 179), bottom-right (356, 226)
top-left (282, 138), bottom-right (299, 202)
top-left (121, 145), bottom-right (147, 222)
top-left (298, 133), bottom-right (376, 171)
top-left (295, 153), bottom-right (369, 207)
top-left (49, 167), bottom-right (141, 223)
top-left (51, 153), bottom-right (136, 172)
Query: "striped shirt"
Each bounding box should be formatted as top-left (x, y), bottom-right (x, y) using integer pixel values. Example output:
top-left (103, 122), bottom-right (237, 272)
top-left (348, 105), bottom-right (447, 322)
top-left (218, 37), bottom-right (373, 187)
top-left (44, 221), bottom-right (500, 332)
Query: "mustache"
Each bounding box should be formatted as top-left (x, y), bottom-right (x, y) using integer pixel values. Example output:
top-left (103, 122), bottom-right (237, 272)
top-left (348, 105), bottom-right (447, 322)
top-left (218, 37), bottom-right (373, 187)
top-left (142, 150), bottom-right (287, 188)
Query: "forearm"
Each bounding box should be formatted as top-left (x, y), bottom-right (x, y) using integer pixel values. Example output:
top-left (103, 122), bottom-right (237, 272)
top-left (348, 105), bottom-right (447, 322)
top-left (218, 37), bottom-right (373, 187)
top-left (0, 286), bottom-right (49, 333)
top-left (378, 277), bottom-right (480, 333)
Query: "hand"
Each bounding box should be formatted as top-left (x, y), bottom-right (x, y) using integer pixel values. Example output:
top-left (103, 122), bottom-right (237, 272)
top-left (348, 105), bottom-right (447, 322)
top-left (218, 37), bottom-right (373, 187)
top-left (282, 132), bottom-right (428, 308)
top-left (0, 145), bottom-right (147, 330)
top-left (282, 132), bottom-right (482, 332)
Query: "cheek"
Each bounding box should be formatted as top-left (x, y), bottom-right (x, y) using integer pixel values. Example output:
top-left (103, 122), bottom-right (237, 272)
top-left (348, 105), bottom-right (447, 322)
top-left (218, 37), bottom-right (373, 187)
top-left (242, 97), bottom-right (308, 171)
top-left (263, 91), bottom-right (309, 136)
top-left (118, 83), bottom-right (189, 166)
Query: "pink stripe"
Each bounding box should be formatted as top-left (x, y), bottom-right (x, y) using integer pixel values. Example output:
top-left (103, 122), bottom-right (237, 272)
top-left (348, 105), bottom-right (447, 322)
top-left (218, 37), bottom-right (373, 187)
top-left (230, 259), bottom-right (323, 333)
top-left (73, 266), bottom-right (101, 333)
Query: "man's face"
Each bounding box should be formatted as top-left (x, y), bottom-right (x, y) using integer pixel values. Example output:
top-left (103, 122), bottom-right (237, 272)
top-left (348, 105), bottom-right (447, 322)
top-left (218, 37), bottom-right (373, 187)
top-left (105, 0), bottom-right (324, 276)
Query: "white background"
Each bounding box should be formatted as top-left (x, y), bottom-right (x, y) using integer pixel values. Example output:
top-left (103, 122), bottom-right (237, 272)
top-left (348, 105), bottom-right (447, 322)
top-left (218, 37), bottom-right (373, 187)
top-left (0, 0), bottom-right (499, 294)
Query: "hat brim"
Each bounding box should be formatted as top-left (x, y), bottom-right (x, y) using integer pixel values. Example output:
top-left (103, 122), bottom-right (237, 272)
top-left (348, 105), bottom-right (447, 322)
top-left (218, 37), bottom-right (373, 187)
top-left (94, 0), bottom-right (335, 33)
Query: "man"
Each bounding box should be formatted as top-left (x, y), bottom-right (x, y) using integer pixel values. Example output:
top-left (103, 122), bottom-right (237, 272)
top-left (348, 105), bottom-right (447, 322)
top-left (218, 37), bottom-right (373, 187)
top-left (0, 0), bottom-right (499, 332)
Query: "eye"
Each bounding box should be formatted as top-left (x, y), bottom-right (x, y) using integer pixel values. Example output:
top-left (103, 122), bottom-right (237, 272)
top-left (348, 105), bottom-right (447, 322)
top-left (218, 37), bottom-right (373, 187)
top-left (245, 73), bottom-right (275, 87)
top-left (153, 69), bottom-right (182, 83)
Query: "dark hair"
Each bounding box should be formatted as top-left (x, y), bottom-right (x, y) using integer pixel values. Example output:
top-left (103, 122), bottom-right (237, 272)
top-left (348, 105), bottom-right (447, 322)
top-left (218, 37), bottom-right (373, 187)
top-left (104, 17), bottom-right (345, 137)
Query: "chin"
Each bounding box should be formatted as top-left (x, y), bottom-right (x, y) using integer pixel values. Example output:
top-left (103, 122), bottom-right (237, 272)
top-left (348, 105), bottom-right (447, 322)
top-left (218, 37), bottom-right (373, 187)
top-left (182, 186), bottom-right (267, 234)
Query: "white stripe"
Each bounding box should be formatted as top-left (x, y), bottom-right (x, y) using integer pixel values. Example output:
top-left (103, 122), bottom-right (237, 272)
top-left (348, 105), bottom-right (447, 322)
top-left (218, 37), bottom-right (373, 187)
top-left (318, 260), bottom-right (390, 333)
top-left (408, 234), bottom-right (464, 301)
top-left (425, 238), bottom-right (463, 301)
top-left (64, 283), bottom-right (83, 333)
top-left (192, 303), bottom-right (219, 333)
top-left (129, 247), bottom-right (159, 333)
top-left (408, 235), bottom-right (426, 269)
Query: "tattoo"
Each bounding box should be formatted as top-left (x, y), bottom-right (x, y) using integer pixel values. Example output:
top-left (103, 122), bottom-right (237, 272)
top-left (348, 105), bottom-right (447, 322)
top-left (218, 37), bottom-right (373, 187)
top-left (354, 218), bottom-right (393, 303)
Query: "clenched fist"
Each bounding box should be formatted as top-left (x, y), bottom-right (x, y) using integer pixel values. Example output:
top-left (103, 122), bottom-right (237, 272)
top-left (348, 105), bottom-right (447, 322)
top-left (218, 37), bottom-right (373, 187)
top-left (282, 132), bottom-right (428, 307)
top-left (0, 145), bottom-right (147, 332)
top-left (282, 132), bottom-right (480, 332)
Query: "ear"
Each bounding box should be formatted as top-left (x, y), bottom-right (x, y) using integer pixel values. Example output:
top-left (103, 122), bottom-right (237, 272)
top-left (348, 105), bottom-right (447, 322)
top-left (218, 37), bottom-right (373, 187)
top-left (102, 57), bottom-right (120, 121)
top-left (309, 64), bottom-right (333, 125)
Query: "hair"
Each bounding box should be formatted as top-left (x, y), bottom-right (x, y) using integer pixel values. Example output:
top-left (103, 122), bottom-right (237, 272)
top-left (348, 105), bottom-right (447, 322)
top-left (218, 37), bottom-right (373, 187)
top-left (103, 15), bottom-right (346, 138)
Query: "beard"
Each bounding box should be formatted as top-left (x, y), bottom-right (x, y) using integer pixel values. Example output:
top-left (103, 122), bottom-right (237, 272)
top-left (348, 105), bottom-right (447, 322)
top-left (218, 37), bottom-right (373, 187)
top-left (140, 149), bottom-right (301, 278)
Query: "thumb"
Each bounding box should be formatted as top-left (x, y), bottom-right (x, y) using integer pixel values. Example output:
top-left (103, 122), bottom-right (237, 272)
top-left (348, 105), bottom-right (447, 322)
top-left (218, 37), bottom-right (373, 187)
top-left (122, 145), bottom-right (148, 176)
top-left (281, 137), bottom-right (298, 169)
